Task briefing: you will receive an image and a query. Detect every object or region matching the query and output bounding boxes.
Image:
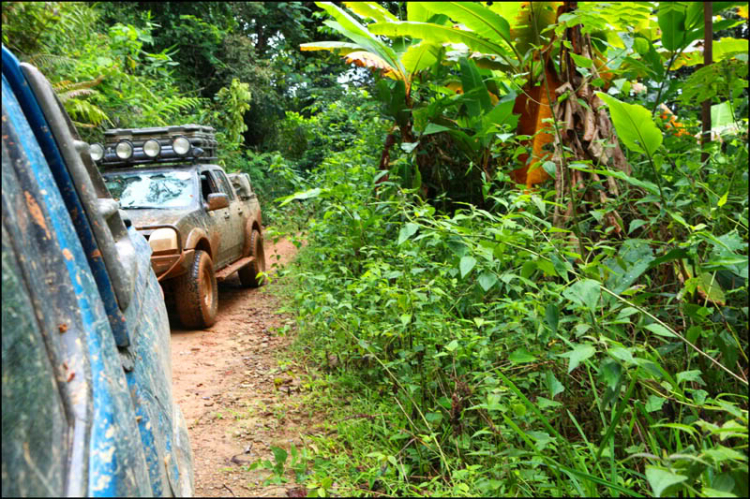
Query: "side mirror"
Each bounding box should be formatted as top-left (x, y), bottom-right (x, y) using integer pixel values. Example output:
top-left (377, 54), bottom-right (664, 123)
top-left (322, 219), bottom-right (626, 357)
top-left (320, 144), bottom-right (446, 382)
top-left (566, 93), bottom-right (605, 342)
top-left (206, 193), bottom-right (229, 211)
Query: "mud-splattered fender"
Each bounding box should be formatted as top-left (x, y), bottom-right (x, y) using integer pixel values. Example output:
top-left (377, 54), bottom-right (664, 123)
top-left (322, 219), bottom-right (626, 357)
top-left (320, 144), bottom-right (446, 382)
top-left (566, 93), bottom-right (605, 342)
top-left (184, 227), bottom-right (214, 259)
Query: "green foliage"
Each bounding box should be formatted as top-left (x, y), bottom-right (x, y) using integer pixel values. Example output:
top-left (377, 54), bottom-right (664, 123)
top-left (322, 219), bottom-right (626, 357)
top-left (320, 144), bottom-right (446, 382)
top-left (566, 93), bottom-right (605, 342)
top-left (597, 93), bottom-right (663, 157)
top-left (215, 78), bottom-right (252, 147)
top-left (274, 4), bottom-right (749, 496)
top-left (281, 119), bottom-right (748, 495)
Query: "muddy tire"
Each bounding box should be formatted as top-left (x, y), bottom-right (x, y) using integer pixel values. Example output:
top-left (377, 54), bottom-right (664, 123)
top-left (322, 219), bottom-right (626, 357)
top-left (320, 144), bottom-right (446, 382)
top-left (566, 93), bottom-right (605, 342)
top-left (238, 229), bottom-right (266, 288)
top-left (175, 250), bottom-right (218, 329)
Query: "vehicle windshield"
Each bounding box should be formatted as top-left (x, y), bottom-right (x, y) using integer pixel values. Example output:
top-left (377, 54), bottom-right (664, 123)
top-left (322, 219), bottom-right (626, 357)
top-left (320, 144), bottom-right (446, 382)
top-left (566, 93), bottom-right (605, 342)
top-left (104, 171), bottom-right (196, 209)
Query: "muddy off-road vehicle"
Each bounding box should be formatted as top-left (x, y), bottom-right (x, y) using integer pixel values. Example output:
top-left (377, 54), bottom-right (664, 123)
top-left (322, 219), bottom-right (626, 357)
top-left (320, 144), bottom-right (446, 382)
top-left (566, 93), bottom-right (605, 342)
top-left (93, 125), bottom-right (266, 329)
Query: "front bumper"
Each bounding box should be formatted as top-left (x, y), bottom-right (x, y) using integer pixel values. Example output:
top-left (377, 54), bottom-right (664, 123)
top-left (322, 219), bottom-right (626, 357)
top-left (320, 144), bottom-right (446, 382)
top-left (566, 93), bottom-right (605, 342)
top-left (136, 224), bottom-right (194, 281)
top-left (151, 248), bottom-right (194, 281)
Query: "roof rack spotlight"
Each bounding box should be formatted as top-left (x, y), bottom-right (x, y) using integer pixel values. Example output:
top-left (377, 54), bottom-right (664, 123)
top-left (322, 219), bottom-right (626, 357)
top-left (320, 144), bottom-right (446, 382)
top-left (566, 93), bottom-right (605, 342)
top-left (172, 136), bottom-right (191, 156)
top-left (143, 139), bottom-right (161, 158)
top-left (99, 124), bottom-right (218, 167)
top-left (90, 143), bottom-right (104, 162)
top-left (115, 140), bottom-right (134, 160)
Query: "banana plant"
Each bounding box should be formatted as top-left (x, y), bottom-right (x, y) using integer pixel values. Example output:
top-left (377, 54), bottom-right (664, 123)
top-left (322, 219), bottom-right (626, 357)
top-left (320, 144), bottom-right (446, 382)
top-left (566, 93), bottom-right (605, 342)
top-left (300, 2), bottom-right (441, 102)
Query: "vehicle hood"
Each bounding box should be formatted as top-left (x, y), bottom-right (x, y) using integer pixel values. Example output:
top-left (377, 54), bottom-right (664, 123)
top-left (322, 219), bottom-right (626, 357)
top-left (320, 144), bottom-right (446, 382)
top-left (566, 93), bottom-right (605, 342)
top-left (121, 207), bottom-right (199, 237)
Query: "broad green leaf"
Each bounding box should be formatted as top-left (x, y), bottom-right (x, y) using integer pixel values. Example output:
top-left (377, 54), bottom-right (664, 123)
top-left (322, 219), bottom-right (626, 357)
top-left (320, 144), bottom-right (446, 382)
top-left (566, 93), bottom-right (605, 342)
top-left (701, 487), bottom-right (737, 498)
top-left (711, 101), bottom-right (742, 138)
top-left (599, 360), bottom-right (623, 389)
top-left (407, 2), bottom-right (432, 22)
top-left (714, 37), bottom-right (750, 61)
top-left (563, 279), bottom-right (601, 311)
top-left (545, 371), bottom-right (565, 398)
top-left (478, 271), bottom-right (498, 291)
top-left (698, 272), bottom-right (726, 305)
top-left (277, 187), bottom-right (324, 206)
top-left (459, 57), bottom-right (492, 116)
top-left (445, 339), bottom-right (459, 352)
top-left (397, 222), bottom-right (419, 245)
top-left (645, 323), bottom-right (677, 338)
top-left (343, 2), bottom-right (398, 23)
top-left (537, 259), bottom-right (557, 277)
top-left (545, 303), bottom-right (559, 334)
top-left (316, 2), bottom-right (405, 77)
top-left (271, 446), bottom-right (288, 466)
top-left (676, 370), bottom-right (705, 385)
top-left (370, 21), bottom-right (516, 69)
top-left (401, 42), bottom-right (441, 74)
top-left (459, 256), bottom-right (477, 278)
top-left (645, 395), bottom-right (666, 412)
top-left (559, 344), bottom-right (596, 373)
top-left (628, 219), bottom-right (648, 235)
top-left (597, 92), bottom-right (663, 157)
top-left (415, 2), bottom-right (513, 48)
top-left (422, 123), bottom-right (452, 135)
top-left (481, 98), bottom-right (518, 132)
top-left (570, 52), bottom-right (593, 68)
top-left (608, 346), bottom-right (635, 364)
top-left (658, 3), bottom-right (688, 51)
top-left (509, 348), bottom-right (537, 364)
top-left (703, 446), bottom-right (746, 462)
top-left (645, 467), bottom-right (688, 497)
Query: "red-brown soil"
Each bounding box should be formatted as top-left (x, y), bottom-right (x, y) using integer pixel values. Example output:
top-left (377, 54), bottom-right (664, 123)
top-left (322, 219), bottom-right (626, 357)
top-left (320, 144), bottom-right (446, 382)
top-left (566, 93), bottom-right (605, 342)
top-left (170, 237), bottom-right (315, 497)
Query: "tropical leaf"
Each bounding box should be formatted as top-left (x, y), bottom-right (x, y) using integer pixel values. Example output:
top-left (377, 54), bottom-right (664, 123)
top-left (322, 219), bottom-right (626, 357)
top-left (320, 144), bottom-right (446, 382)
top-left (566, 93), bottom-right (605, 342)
top-left (343, 2), bottom-right (398, 23)
top-left (400, 42), bottom-right (441, 74)
top-left (459, 57), bottom-right (492, 117)
top-left (506, 2), bottom-right (561, 58)
top-left (416, 2), bottom-right (514, 51)
top-left (597, 93), bottom-right (663, 157)
top-left (370, 21), bottom-right (517, 70)
top-left (407, 3), bottom-right (433, 22)
top-left (315, 2), bottom-right (404, 78)
top-left (658, 3), bottom-right (688, 51)
top-left (344, 51), bottom-right (397, 76)
top-left (299, 41), bottom-right (361, 54)
top-left (63, 98), bottom-right (110, 127)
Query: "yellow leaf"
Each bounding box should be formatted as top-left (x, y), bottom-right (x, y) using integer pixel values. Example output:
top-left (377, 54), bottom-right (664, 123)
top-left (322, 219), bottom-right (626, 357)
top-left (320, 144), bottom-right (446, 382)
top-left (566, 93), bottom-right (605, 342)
top-left (344, 51), bottom-right (397, 74)
top-left (738, 5), bottom-right (749, 18)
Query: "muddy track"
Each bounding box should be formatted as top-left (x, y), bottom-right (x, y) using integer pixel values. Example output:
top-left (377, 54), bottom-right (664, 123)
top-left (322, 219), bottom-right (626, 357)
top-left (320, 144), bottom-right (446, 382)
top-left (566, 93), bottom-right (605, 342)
top-left (169, 238), bottom-right (313, 497)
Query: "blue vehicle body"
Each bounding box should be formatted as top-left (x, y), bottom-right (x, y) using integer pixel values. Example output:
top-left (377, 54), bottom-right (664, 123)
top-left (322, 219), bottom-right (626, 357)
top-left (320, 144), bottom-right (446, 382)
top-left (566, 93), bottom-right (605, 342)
top-left (1, 46), bottom-right (193, 496)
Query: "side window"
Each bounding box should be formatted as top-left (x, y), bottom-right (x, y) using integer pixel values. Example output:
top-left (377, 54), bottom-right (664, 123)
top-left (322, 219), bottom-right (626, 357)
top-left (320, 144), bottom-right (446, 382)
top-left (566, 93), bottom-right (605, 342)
top-left (212, 171), bottom-right (236, 200)
top-left (199, 172), bottom-right (217, 202)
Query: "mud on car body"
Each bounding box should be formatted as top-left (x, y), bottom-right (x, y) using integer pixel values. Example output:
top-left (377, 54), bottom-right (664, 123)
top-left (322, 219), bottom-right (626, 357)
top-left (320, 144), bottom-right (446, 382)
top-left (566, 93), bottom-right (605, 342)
top-left (96, 125), bottom-right (266, 329)
top-left (1, 46), bottom-right (194, 496)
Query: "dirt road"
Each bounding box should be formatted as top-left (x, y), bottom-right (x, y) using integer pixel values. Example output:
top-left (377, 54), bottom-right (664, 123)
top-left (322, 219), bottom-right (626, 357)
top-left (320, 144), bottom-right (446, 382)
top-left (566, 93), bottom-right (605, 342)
top-left (170, 238), bottom-right (312, 497)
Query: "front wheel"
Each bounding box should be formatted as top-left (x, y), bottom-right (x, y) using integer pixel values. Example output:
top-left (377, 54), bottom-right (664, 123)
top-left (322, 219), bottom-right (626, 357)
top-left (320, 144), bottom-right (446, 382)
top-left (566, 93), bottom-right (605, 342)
top-left (238, 229), bottom-right (266, 288)
top-left (175, 250), bottom-right (218, 329)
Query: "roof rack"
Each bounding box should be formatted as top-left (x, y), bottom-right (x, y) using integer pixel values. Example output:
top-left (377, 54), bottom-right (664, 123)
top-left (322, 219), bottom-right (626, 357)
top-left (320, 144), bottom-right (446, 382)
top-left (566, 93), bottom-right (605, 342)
top-left (93, 124), bottom-right (219, 167)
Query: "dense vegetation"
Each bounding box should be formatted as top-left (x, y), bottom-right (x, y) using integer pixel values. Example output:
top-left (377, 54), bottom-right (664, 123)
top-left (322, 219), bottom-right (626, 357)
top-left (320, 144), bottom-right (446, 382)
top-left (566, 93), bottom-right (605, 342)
top-left (4, 2), bottom-right (748, 497)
